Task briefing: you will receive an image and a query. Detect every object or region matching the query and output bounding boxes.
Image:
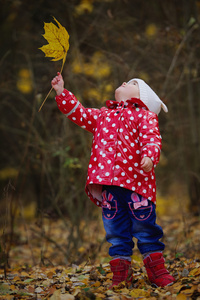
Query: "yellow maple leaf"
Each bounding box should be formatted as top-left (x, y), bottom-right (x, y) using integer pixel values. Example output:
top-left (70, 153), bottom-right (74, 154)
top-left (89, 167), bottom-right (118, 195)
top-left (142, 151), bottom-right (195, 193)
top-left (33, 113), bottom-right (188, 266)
top-left (39, 16), bottom-right (69, 68)
top-left (38, 17), bottom-right (70, 112)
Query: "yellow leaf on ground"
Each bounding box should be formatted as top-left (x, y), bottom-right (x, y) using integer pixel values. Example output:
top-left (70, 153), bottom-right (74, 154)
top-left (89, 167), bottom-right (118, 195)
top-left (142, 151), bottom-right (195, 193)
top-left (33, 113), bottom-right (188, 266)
top-left (92, 281), bottom-right (101, 287)
top-left (176, 293), bottom-right (187, 300)
top-left (189, 267), bottom-right (200, 276)
top-left (129, 288), bottom-right (150, 298)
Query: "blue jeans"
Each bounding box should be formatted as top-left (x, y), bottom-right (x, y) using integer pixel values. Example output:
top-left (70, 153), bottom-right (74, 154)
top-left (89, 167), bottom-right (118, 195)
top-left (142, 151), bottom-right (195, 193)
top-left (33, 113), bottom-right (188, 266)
top-left (102, 185), bottom-right (165, 257)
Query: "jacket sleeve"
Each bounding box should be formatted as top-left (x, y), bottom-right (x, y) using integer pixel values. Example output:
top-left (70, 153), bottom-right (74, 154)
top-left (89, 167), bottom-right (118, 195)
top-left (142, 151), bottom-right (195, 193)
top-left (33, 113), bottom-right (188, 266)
top-left (55, 89), bottom-right (100, 134)
top-left (138, 112), bottom-right (162, 167)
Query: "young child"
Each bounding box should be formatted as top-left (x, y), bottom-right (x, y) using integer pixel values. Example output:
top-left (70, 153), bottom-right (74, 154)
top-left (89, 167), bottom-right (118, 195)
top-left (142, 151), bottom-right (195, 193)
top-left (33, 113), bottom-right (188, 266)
top-left (51, 72), bottom-right (175, 288)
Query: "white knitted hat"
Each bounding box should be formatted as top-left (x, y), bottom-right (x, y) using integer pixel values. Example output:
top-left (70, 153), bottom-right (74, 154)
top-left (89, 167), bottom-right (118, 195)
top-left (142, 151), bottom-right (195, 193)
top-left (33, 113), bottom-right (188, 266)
top-left (127, 78), bottom-right (168, 115)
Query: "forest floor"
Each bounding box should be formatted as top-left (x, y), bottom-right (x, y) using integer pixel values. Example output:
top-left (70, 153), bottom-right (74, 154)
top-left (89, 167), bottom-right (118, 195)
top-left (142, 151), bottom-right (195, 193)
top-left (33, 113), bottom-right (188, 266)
top-left (0, 191), bottom-right (200, 300)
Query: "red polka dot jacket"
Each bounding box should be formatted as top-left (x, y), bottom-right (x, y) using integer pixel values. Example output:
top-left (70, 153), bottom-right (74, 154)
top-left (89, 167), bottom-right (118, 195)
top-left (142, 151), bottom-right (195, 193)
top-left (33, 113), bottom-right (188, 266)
top-left (55, 89), bottom-right (162, 207)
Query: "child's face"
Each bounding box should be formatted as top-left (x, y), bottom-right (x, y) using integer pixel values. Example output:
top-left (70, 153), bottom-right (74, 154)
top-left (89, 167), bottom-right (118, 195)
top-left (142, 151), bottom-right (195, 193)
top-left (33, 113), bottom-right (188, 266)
top-left (115, 80), bottom-right (140, 102)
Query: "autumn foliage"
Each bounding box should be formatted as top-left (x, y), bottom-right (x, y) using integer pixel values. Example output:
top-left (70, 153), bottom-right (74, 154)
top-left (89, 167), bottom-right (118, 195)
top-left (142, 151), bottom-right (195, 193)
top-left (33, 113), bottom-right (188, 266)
top-left (0, 0), bottom-right (200, 299)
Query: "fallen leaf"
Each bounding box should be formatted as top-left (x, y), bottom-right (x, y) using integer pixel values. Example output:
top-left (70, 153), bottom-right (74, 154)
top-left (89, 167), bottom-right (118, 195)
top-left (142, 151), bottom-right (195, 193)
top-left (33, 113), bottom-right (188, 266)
top-left (129, 288), bottom-right (150, 298)
top-left (176, 293), bottom-right (187, 300)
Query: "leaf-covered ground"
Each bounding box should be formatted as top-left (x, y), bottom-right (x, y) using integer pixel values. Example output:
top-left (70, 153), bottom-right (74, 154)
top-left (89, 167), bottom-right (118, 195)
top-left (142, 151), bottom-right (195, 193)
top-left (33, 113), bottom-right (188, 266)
top-left (1, 195), bottom-right (200, 299)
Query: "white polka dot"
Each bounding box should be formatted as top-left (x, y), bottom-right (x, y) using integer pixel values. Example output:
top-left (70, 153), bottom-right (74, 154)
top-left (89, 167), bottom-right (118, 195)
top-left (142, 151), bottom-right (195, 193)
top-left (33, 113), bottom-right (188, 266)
top-left (109, 147), bottom-right (113, 152)
top-left (123, 148), bottom-right (127, 152)
top-left (94, 157), bottom-right (97, 161)
top-left (119, 128), bottom-right (123, 132)
top-left (150, 138), bottom-right (154, 141)
top-left (118, 141), bottom-right (122, 145)
top-left (110, 134), bottom-right (114, 139)
top-left (145, 177), bottom-right (148, 181)
top-left (71, 100), bottom-right (75, 104)
top-left (105, 172), bottom-right (110, 176)
top-left (128, 167), bottom-right (133, 171)
top-left (132, 186), bottom-right (136, 191)
top-left (92, 170), bottom-right (96, 173)
top-left (112, 123), bottom-right (116, 127)
top-left (138, 114), bottom-right (142, 117)
top-left (117, 153), bottom-right (121, 157)
top-left (83, 114), bottom-right (86, 118)
top-left (136, 150), bottom-right (140, 154)
top-left (134, 174), bottom-right (137, 178)
top-left (116, 165), bottom-right (120, 169)
top-left (129, 155), bottom-right (133, 159)
top-left (107, 160), bottom-right (111, 164)
top-left (125, 136), bottom-right (129, 140)
top-left (143, 189), bottom-right (147, 193)
top-left (134, 163), bottom-right (138, 167)
top-left (138, 182), bottom-right (141, 186)
top-left (123, 160), bottom-right (127, 164)
top-left (62, 93), bottom-right (66, 96)
top-left (94, 115), bottom-right (98, 119)
top-left (126, 179), bottom-right (131, 183)
top-left (69, 92), bottom-right (72, 95)
top-left (114, 177), bottom-right (118, 181)
top-left (131, 143), bottom-right (135, 147)
top-left (121, 172), bottom-right (125, 176)
top-left (62, 100), bottom-right (66, 105)
top-left (89, 164), bottom-right (92, 168)
top-left (140, 170), bottom-right (144, 174)
top-left (143, 125), bottom-right (147, 129)
top-left (143, 135), bottom-right (147, 138)
top-left (72, 117), bottom-right (76, 120)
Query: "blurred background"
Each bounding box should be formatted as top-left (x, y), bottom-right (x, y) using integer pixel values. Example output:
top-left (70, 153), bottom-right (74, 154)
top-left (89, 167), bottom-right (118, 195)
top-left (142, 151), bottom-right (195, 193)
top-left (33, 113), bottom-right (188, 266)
top-left (0, 0), bottom-right (200, 265)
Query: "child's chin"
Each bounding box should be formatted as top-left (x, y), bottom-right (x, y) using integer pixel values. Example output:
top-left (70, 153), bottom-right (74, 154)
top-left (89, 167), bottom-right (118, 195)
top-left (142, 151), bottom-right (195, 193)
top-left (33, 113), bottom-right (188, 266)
top-left (115, 88), bottom-right (123, 101)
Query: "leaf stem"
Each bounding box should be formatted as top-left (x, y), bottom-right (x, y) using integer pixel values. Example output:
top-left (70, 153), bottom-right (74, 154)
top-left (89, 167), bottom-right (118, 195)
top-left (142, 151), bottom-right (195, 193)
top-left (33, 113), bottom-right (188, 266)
top-left (38, 86), bottom-right (53, 112)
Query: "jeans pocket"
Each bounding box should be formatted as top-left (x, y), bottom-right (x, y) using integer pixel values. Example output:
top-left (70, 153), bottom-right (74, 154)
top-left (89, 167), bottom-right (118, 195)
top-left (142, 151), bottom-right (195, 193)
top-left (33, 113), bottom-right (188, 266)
top-left (128, 202), bottom-right (153, 221)
top-left (102, 200), bottom-right (118, 219)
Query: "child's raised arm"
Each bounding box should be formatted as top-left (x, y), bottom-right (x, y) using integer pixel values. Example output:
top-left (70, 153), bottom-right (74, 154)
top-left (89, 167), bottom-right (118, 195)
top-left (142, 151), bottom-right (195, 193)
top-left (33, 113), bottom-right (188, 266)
top-left (51, 72), bottom-right (64, 96)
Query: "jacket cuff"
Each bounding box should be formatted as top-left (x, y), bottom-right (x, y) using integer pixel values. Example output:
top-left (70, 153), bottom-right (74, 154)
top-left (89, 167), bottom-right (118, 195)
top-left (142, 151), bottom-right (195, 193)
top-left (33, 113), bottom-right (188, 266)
top-left (141, 144), bottom-right (161, 167)
top-left (55, 89), bottom-right (79, 115)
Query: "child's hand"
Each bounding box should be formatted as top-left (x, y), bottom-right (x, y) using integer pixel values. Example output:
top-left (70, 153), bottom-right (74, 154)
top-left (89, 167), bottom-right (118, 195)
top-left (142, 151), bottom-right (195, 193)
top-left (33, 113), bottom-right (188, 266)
top-left (51, 72), bottom-right (64, 95)
top-left (141, 157), bottom-right (153, 172)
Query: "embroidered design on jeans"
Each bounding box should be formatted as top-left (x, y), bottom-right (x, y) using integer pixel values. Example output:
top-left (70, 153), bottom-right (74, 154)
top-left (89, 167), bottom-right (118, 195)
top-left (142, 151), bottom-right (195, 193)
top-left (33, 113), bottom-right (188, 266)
top-left (102, 191), bottom-right (118, 219)
top-left (128, 192), bottom-right (152, 221)
top-left (131, 193), bottom-right (148, 209)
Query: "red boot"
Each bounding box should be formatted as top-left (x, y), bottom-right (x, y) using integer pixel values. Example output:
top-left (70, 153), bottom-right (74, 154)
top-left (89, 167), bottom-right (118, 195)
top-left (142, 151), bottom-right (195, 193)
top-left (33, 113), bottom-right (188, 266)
top-left (110, 258), bottom-right (133, 287)
top-left (143, 252), bottom-right (175, 287)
